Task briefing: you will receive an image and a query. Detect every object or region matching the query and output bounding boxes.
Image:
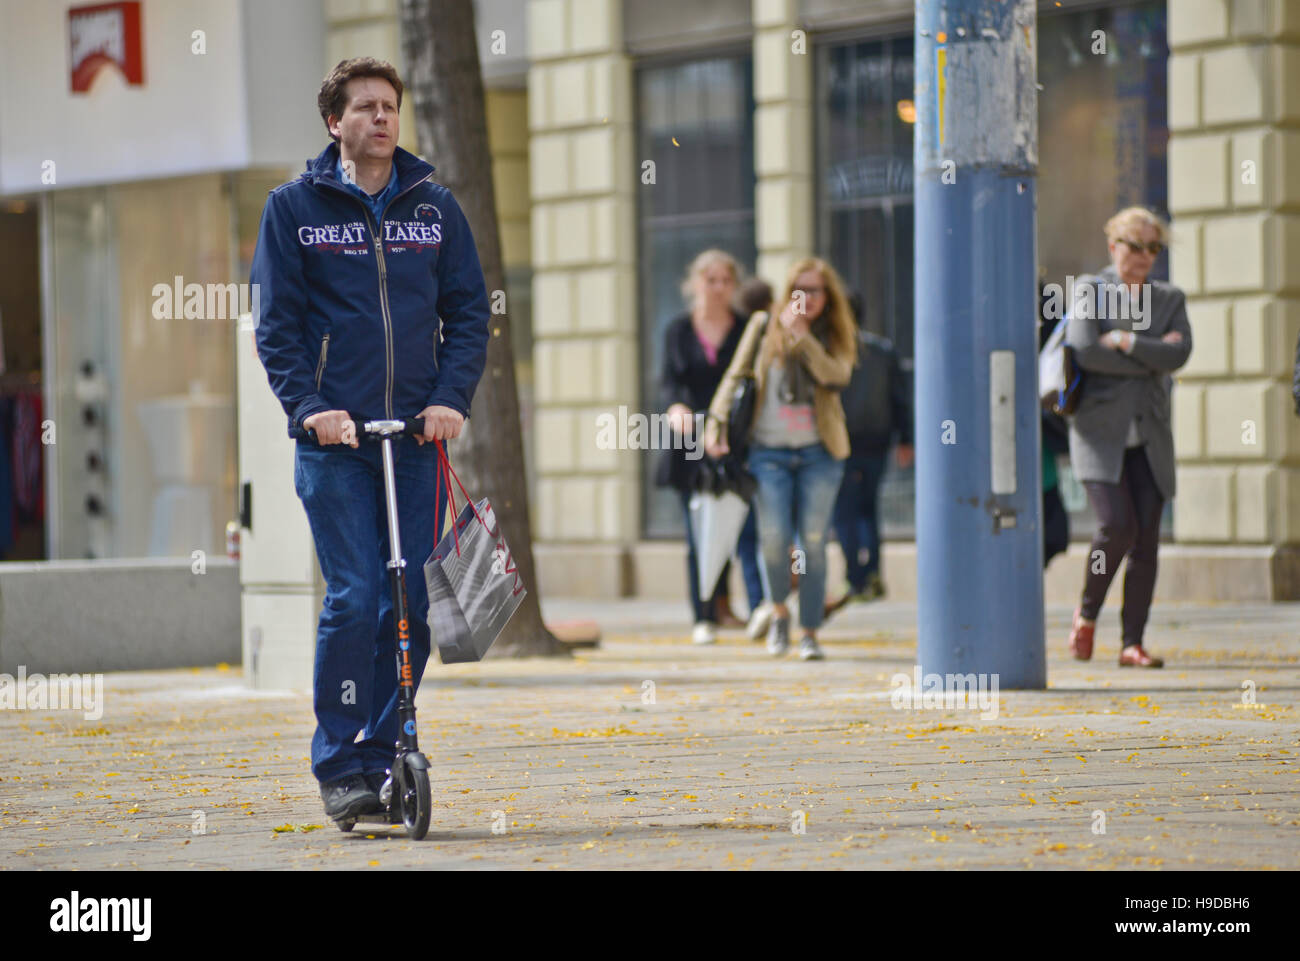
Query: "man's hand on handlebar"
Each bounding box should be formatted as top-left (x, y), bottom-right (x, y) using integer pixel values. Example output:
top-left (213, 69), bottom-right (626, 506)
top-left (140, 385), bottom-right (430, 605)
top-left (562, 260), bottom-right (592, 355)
top-left (415, 405), bottom-right (464, 445)
top-left (303, 410), bottom-right (359, 448)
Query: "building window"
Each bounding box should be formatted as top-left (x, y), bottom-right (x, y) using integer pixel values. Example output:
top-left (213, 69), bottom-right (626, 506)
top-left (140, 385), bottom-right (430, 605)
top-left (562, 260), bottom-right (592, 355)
top-left (815, 32), bottom-right (916, 537)
top-left (1039, 1), bottom-right (1170, 539)
top-left (636, 54), bottom-right (756, 539)
top-left (815, 1), bottom-right (1168, 540)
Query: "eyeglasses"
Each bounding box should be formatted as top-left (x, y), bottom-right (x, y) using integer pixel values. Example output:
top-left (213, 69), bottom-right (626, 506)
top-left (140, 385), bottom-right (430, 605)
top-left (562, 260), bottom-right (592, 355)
top-left (1120, 238), bottom-right (1163, 256)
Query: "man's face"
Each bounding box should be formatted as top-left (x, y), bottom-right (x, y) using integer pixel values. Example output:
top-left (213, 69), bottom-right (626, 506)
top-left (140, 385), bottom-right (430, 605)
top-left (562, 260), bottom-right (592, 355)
top-left (328, 76), bottom-right (399, 164)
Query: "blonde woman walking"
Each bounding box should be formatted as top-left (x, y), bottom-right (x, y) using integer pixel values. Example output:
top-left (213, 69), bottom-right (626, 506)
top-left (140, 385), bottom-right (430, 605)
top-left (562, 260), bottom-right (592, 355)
top-left (655, 249), bottom-right (765, 644)
top-left (703, 258), bottom-right (857, 660)
top-left (1065, 207), bottom-right (1192, 668)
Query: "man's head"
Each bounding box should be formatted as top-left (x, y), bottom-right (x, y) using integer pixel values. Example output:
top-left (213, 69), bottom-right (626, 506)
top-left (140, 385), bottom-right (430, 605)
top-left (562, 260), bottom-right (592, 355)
top-left (318, 58), bottom-right (404, 165)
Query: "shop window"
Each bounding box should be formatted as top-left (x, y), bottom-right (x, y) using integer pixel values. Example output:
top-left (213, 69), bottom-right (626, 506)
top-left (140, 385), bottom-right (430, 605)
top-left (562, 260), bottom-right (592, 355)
top-left (636, 54), bottom-right (756, 539)
top-left (815, 33), bottom-right (916, 537)
top-left (815, 1), bottom-right (1168, 540)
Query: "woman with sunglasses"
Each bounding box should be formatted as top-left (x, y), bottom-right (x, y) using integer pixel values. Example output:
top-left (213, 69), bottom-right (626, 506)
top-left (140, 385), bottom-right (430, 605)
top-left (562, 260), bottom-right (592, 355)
top-left (1064, 207), bottom-right (1193, 668)
top-left (703, 258), bottom-right (857, 660)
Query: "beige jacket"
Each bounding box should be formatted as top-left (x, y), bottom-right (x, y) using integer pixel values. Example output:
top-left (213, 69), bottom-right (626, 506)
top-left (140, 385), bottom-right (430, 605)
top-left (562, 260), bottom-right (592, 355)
top-left (703, 311), bottom-right (854, 460)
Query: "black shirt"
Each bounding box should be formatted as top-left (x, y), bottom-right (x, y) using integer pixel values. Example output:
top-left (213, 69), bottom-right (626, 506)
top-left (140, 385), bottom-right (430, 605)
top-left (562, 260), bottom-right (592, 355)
top-left (653, 310), bottom-right (746, 491)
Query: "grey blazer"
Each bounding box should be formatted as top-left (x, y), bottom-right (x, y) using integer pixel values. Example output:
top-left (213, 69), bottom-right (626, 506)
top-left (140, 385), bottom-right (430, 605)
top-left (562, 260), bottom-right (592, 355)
top-left (1064, 265), bottom-right (1193, 500)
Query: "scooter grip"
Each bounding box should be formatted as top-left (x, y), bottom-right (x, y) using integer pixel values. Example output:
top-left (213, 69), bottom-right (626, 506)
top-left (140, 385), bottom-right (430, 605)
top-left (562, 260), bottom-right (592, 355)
top-left (402, 416), bottom-right (426, 438)
top-left (292, 413), bottom-right (365, 445)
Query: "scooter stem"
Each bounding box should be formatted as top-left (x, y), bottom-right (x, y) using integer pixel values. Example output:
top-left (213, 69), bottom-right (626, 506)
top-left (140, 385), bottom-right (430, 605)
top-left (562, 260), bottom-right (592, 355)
top-left (379, 435), bottom-right (403, 568)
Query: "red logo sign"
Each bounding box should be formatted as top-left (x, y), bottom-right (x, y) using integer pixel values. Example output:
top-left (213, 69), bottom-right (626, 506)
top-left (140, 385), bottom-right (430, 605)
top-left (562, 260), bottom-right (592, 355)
top-left (69, 1), bottom-right (143, 93)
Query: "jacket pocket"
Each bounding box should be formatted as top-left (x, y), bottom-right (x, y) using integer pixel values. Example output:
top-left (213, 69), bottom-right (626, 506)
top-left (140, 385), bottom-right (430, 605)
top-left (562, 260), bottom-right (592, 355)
top-left (314, 333), bottom-right (331, 390)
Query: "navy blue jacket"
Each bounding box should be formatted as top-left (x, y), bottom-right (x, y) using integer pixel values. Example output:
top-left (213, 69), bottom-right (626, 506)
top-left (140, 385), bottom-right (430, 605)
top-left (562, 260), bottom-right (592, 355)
top-left (840, 330), bottom-right (913, 455)
top-left (251, 142), bottom-right (490, 436)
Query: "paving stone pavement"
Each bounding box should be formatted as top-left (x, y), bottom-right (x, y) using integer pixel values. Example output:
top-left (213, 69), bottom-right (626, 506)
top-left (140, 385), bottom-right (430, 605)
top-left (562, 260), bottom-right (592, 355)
top-left (1, 601), bottom-right (1296, 870)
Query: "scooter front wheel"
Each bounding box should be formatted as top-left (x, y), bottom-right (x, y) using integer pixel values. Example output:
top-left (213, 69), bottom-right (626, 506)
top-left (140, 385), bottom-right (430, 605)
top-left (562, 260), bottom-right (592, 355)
top-left (399, 757), bottom-right (430, 840)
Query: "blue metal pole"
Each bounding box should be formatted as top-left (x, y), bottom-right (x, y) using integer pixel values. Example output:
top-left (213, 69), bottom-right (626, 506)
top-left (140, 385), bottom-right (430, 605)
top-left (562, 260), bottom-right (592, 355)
top-left (914, 0), bottom-right (1045, 688)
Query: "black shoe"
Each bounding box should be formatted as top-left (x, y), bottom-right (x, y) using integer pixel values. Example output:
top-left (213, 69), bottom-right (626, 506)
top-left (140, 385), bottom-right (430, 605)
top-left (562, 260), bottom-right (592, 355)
top-left (320, 774), bottom-right (383, 821)
top-left (363, 771), bottom-right (388, 795)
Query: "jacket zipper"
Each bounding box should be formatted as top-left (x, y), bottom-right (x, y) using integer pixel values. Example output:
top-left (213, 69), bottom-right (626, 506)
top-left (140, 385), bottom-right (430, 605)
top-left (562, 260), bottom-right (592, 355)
top-left (317, 169), bottom-right (434, 420)
top-left (314, 333), bottom-right (330, 389)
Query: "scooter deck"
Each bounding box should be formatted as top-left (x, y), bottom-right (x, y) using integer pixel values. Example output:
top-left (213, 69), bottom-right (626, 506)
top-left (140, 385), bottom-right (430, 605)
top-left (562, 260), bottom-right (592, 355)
top-left (350, 811), bottom-right (403, 825)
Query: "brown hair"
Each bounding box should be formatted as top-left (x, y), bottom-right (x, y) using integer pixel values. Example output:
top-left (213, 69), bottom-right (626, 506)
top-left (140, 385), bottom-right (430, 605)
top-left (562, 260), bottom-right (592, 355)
top-left (737, 277), bottom-right (774, 317)
top-left (318, 58), bottom-right (404, 140)
top-left (756, 257), bottom-right (857, 372)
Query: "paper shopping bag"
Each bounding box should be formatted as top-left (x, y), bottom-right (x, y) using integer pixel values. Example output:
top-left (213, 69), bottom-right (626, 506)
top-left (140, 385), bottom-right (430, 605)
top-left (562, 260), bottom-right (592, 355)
top-left (424, 497), bottom-right (526, 664)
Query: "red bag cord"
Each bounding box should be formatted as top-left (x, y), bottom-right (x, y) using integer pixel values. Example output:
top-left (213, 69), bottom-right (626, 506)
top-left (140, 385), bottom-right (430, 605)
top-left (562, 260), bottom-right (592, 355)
top-left (434, 442), bottom-right (461, 557)
top-left (435, 441), bottom-right (521, 595)
top-left (435, 440), bottom-right (493, 540)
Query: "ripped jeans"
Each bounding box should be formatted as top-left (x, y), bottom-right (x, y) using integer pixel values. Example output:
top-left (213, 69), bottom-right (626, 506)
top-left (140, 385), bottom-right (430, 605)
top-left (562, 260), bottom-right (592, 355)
top-left (747, 443), bottom-right (845, 631)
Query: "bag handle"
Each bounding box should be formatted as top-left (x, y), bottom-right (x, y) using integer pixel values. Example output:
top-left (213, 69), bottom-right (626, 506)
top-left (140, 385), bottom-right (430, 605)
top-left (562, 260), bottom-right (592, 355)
top-left (432, 441), bottom-right (523, 595)
top-left (434, 443), bottom-right (461, 557)
top-left (434, 441), bottom-right (497, 547)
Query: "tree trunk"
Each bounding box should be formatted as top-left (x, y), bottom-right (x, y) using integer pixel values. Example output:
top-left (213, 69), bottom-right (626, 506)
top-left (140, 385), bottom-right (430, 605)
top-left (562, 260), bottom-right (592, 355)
top-left (399, 0), bottom-right (565, 657)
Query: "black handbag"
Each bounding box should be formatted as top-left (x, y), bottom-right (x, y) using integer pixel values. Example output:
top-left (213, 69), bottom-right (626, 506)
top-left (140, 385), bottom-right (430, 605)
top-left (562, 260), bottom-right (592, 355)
top-left (1055, 343), bottom-right (1086, 416)
top-left (725, 313), bottom-right (770, 454)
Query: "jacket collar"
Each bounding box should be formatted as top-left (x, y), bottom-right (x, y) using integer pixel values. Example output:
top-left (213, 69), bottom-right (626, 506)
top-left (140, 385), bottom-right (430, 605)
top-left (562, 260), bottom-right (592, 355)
top-left (304, 141), bottom-right (435, 191)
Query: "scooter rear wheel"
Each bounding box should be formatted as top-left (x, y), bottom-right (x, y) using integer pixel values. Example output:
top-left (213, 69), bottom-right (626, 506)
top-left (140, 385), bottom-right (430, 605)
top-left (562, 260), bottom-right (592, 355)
top-left (399, 757), bottom-right (430, 840)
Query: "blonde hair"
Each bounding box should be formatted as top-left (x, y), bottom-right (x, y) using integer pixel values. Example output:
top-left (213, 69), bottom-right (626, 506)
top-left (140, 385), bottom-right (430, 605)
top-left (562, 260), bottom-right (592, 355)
top-left (757, 257), bottom-right (857, 370)
top-left (680, 248), bottom-right (742, 305)
top-left (1104, 206), bottom-right (1170, 246)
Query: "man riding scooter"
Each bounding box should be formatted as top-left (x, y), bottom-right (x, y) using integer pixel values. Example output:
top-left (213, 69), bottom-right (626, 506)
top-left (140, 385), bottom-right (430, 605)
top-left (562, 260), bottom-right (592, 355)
top-left (251, 57), bottom-right (490, 823)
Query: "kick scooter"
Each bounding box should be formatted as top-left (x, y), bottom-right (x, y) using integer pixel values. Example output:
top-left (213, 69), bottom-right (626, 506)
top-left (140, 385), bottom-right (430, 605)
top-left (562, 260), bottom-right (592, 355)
top-left (302, 415), bottom-right (433, 840)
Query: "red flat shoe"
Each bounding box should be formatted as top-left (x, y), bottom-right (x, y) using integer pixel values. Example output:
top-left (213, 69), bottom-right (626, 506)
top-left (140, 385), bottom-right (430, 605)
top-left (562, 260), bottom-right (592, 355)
top-left (1067, 609), bottom-right (1094, 661)
top-left (1119, 645), bottom-right (1164, 668)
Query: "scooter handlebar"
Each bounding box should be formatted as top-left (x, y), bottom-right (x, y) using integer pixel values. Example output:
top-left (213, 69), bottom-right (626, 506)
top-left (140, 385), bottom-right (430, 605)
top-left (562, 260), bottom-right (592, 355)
top-left (291, 414), bottom-right (426, 444)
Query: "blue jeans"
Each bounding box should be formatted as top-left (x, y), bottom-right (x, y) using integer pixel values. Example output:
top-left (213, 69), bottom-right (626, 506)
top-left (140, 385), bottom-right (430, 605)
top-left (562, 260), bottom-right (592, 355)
top-left (294, 439), bottom-right (445, 785)
top-left (748, 443), bottom-right (845, 631)
top-left (831, 452), bottom-right (889, 591)
top-left (679, 490), bottom-right (763, 622)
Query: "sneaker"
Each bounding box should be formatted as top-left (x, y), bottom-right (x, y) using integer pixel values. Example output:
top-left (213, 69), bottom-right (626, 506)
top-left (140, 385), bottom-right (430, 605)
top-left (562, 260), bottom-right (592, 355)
top-left (692, 621), bottom-right (717, 645)
top-left (766, 616), bottom-right (790, 656)
top-left (746, 603), bottom-right (773, 641)
top-left (858, 575), bottom-right (886, 602)
top-left (798, 634), bottom-right (825, 661)
top-left (320, 773), bottom-right (382, 821)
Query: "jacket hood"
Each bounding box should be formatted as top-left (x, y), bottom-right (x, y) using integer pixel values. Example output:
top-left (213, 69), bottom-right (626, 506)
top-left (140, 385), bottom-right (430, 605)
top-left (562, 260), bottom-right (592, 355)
top-left (303, 141), bottom-right (436, 189)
